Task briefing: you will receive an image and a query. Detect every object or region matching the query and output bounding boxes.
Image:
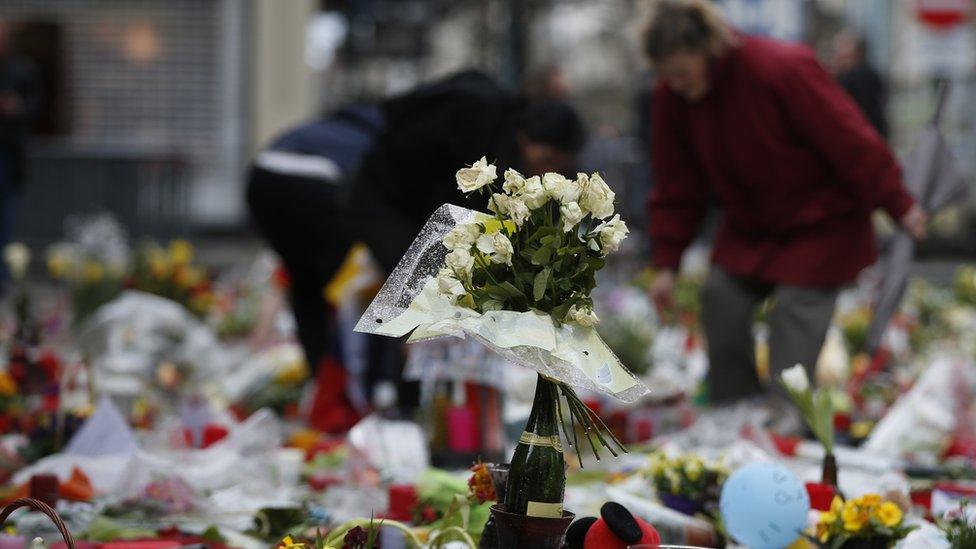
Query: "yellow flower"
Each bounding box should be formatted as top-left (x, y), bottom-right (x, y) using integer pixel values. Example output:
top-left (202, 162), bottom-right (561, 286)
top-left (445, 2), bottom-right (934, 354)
top-left (279, 536), bottom-right (306, 548)
top-left (173, 266), bottom-right (204, 288)
top-left (874, 501), bottom-right (903, 528)
top-left (168, 239), bottom-right (194, 266)
top-left (829, 496), bottom-right (844, 515)
top-left (274, 358), bottom-right (309, 386)
top-left (82, 261), bottom-right (105, 283)
top-left (819, 511), bottom-right (837, 530)
top-left (684, 458), bottom-right (703, 481)
top-left (0, 371), bottom-right (18, 396)
top-left (816, 522), bottom-right (832, 543)
top-left (148, 249), bottom-right (171, 279)
top-left (860, 494), bottom-right (883, 507)
top-left (842, 502), bottom-right (867, 532)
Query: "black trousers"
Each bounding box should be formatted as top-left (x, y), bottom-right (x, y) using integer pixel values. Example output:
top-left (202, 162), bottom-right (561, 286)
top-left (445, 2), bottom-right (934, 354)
top-left (246, 166), bottom-right (354, 369)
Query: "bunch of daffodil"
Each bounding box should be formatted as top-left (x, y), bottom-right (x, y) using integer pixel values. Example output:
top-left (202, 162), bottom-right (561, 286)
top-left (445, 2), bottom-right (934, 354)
top-left (812, 495), bottom-right (913, 548)
top-left (132, 239), bottom-right (214, 317)
top-left (45, 242), bottom-right (128, 324)
top-left (644, 451), bottom-right (727, 503)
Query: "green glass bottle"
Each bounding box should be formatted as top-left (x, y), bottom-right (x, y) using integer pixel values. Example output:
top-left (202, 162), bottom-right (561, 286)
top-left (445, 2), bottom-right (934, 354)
top-left (503, 375), bottom-right (565, 517)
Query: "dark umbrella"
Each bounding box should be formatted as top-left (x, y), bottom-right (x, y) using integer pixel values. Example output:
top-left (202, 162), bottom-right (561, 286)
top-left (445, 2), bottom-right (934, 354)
top-left (866, 82), bottom-right (968, 353)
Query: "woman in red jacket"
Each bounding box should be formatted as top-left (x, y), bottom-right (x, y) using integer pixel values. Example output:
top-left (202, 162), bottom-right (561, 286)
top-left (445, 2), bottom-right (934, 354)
top-left (643, 0), bottom-right (926, 404)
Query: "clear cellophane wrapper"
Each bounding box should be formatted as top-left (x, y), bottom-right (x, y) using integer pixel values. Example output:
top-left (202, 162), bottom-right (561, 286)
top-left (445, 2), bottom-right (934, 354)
top-left (354, 204), bottom-right (649, 403)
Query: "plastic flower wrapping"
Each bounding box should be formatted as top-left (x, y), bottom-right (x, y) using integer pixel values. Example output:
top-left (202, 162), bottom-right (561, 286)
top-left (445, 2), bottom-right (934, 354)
top-left (355, 167), bottom-right (647, 404)
top-left (356, 158), bottom-right (649, 463)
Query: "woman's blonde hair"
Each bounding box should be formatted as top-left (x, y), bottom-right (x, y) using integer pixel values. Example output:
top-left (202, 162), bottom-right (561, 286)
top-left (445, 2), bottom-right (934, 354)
top-left (643, 0), bottom-right (737, 63)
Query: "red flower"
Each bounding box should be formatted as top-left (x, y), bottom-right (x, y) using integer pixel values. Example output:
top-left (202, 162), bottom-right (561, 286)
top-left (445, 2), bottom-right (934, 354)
top-left (468, 462), bottom-right (496, 504)
top-left (342, 525), bottom-right (368, 548)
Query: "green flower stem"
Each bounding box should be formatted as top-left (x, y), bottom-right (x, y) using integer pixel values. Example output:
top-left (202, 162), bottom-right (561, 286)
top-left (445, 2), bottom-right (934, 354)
top-left (473, 253), bottom-right (501, 287)
top-left (561, 384), bottom-right (627, 455)
top-left (561, 387), bottom-right (603, 461)
top-left (564, 389), bottom-right (618, 458)
top-left (428, 525), bottom-right (477, 548)
top-left (556, 389), bottom-right (584, 468)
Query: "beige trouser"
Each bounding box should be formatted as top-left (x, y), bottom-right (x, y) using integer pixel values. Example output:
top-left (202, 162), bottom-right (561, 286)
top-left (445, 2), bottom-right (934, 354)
top-left (701, 266), bottom-right (839, 403)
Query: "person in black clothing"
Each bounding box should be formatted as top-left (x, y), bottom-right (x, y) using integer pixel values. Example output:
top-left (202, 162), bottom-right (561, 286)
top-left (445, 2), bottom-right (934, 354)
top-left (350, 70), bottom-right (586, 275)
top-left (832, 30), bottom-right (888, 139)
top-left (0, 22), bottom-right (40, 285)
top-left (247, 71), bottom-right (585, 414)
top-left (248, 104), bottom-right (384, 373)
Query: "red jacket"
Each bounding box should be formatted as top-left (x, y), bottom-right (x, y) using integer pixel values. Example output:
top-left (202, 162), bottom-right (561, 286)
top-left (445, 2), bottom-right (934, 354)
top-left (647, 35), bottom-right (915, 286)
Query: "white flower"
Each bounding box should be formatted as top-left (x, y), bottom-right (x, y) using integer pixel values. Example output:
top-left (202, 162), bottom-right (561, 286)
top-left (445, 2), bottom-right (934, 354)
top-left (566, 303), bottom-right (599, 326)
top-left (436, 268), bottom-right (467, 299)
top-left (507, 197), bottom-right (531, 226)
top-left (442, 223), bottom-right (481, 251)
top-left (560, 202), bottom-right (584, 232)
top-left (476, 232), bottom-right (514, 265)
top-left (4, 243), bottom-right (30, 280)
top-left (579, 172), bottom-right (615, 219)
top-left (543, 172), bottom-right (580, 204)
top-left (781, 364), bottom-right (810, 394)
top-left (520, 176), bottom-right (548, 209)
top-left (445, 248), bottom-right (475, 280)
top-left (596, 214), bottom-right (629, 254)
top-left (488, 192), bottom-right (511, 215)
top-left (490, 193), bottom-right (530, 226)
top-left (456, 156), bottom-right (497, 193)
top-left (502, 168), bottom-right (526, 194)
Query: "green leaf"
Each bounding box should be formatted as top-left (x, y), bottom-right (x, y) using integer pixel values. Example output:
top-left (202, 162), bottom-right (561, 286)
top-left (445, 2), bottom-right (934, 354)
top-left (533, 268), bottom-right (551, 302)
top-left (531, 246), bottom-right (552, 266)
top-left (500, 281), bottom-right (525, 298)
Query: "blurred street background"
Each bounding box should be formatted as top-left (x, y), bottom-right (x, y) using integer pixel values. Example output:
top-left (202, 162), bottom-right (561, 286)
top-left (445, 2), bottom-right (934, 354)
top-left (0, 0), bottom-right (972, 266)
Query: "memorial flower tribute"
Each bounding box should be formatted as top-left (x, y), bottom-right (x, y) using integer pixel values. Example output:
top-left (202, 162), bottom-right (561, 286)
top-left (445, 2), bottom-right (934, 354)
top-left (356, 158), bottom-right (648, 534)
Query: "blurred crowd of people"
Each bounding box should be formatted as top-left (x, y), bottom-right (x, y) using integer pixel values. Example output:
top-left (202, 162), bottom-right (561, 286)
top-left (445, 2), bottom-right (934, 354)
top-left (242, 0), bottom-right (925, 431)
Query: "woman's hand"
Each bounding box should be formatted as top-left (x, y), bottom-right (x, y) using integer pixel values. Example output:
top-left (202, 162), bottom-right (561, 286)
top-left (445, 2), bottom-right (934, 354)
top-left (900, 204), bottom-right (928, 240)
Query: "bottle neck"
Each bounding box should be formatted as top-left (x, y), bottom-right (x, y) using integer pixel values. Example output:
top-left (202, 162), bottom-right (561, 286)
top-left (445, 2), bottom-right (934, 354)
top-left (524, 376), bottom-right (558, 437)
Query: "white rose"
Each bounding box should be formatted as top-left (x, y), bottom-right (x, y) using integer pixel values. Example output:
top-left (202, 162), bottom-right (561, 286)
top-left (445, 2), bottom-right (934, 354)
top-left (487, 192), bottom-right (511, 216)
top-left (476, 232), bottom-right (514, 265)
top-left (507, 197), bottom-right (531, 227)
top-left (542, 173), bottom-right (570, 202)
top-left (456, 156), bottom-right (497, 193)
top-left (562, 177), bottom-right (582, 204)
top-left (580, 172), bottom-right (615, 219)
top-left (4, 243), bottom-right (30, 280)
top-left (437, 268), bottom-right (467, 299)
top-left (520, 175), bottom-right (548, 209)
top-left (781, 364), bottom-right (810, 393)
top-left (502, 168), bottom-right (526, 195)
top-left (445, 248), bottom-right (475, 280)
top-left (596, 214), bottom-right (629, 254)
top-left (566, 304), bottom-right (599, 327)
top-left (442, 223), bottom-right (481, 251)
top-left (560, 202), bottom-right (584, 232)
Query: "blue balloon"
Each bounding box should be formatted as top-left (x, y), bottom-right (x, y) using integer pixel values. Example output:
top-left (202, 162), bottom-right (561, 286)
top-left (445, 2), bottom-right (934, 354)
top-left (720, 461), bottom-right (810, 549)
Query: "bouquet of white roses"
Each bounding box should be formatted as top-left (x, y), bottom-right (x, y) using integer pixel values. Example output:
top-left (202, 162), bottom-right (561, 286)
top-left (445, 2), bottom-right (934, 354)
top-left (356, 157), bottom-right (647, 465)
top-left (440, 157), bottom-right (628, 327)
